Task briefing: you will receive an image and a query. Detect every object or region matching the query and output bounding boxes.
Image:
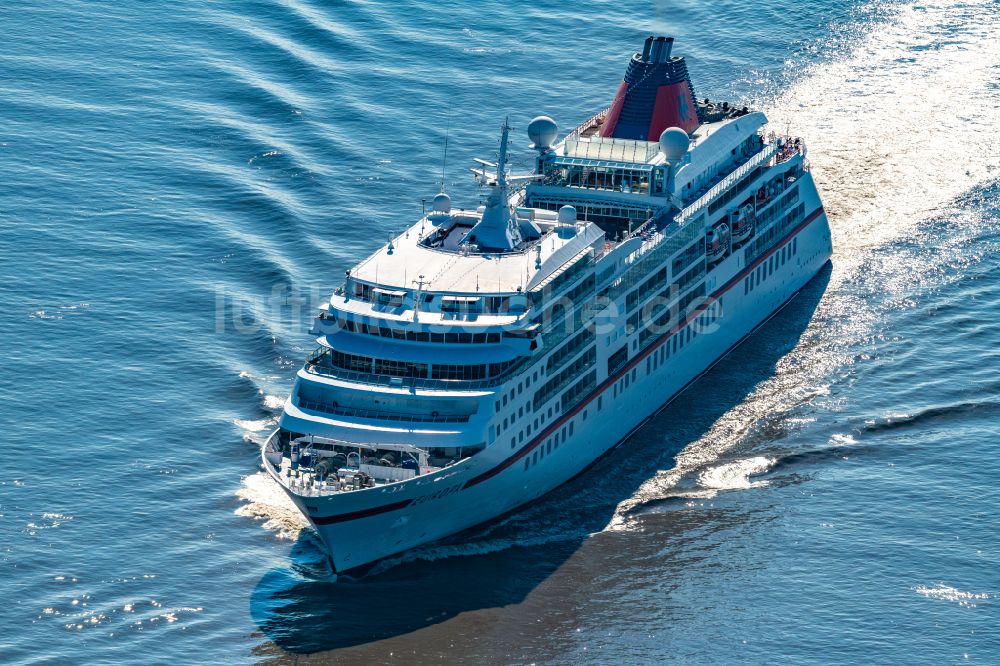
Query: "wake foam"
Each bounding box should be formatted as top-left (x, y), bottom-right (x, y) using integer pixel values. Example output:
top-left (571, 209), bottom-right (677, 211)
top-left (608, 0), bottom-right (1000, 530)
top-left (234, 471), bottom-right (309, 540)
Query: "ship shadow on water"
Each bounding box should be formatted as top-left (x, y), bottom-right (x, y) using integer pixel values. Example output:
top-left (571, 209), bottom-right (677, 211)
top-left (249, 264), bottom-right (832, 656)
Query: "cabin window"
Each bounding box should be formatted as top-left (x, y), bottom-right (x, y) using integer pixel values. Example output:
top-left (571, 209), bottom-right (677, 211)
top-left (353, 282), bottom-right (374, 301)
top-left (441, 296), bottom-right (482, 315)
top-left (374, 289), bottom-right (405, 308)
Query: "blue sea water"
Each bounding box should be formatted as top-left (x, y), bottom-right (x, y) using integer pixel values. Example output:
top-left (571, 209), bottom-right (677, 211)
top-left (2, 0), bottom-right (999, 663)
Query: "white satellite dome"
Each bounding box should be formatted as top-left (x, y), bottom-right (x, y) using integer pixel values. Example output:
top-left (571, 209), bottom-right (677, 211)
top-left (527, 116), bottom-right (559, 151)
top-left (658, 127), bottom-right (690, 163)
top-left (431, 191), bottom-right (451, 213)
top-left (557, 205), bottom-right (577, 225)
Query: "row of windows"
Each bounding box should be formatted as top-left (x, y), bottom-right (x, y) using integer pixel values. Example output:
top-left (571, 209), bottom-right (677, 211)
top-left (505, 387), bottom-right (567, 449)
top-left (707, 164), bottom-right (765, 215)
top-left (523, 420), bottom-right (577, 471)
top-left (623, 259), bottom-right (707, 341)
top-left (608, 345), bottom-right (629, 376)
top-left (337, 317), bottom-right (504, 344)
top-left (535, 272), bottom-right (598, 350)
top-left (543, 163), bottom-right (665, 195)
top-left (672, 238), bottom-right (705, 276)
top-left (612, 367), bottom-right (638, 398)
top-left (309, 347), bottom-right (519, 381)
top-left (608, 300), bottom-right (722, 406)
top-left (744, 237), bottom-right (799, 295)
top-left (676, 259), bottom-right (706, 293)
top-left (562, 370), bottom-right (597, 413)
top-left (514, 292), bottom-right (727, 470)
top-left (563, 272), bottom-right (596, 304)
top-left (606, 219), bottom-right (703, 303)
top-left (638, 282), bottom-right (708, 345)
top-left (743, 198), bottom-right (805, 262)
top-left (536, 253), bottom-right (593, 303)
top-left (347, 282), bottom-right (520, 315)
top-left (547, 326), bottom-right (595, 374)
top-left (643, 301), bottom-right (724, 376)
top-left (747, 182), bottom-right (800, 238)
top-left (626, 266), bottom-right (668, 313)
top-left (513, 297), bottom-right (727, 468)
top-left (533, 346), bottom-right (596, 411)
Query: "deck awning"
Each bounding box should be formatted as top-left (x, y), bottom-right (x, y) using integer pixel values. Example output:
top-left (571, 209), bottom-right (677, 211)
top-left (293, 436), bottom-right (428, 454)
top-left (373, 288), bottom-right (407, 298)
top-left (548, 156), bottom-right (657, 171)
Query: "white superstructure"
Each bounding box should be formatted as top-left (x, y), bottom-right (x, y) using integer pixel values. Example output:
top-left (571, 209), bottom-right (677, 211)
top-left (263, 36), bottom-right (833, 573)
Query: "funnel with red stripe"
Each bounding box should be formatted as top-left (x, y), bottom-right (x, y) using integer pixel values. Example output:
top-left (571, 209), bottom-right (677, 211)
top-left (600, 36), bottom-right (700, 141)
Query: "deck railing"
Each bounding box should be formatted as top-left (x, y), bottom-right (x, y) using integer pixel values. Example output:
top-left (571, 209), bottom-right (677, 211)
top-left (303, 358), bottom-right (525, 391)
top-left (676, 142), bottom-right (782, 225)
top-left (297, 398), bottom-right (471, 423)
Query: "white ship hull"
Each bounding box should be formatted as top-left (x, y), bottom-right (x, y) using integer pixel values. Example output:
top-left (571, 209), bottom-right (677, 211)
top-left (266, 201), bottom-right (832, 573)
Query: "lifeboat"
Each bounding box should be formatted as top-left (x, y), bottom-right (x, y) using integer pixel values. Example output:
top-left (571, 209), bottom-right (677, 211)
top-left (730, 203), bottom-right (755, 245)
top-left (706, 223), bottom-right (731, 263)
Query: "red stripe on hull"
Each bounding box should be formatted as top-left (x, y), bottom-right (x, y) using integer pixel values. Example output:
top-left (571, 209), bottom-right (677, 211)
top-left (464, 206), bottom-right (826, 489)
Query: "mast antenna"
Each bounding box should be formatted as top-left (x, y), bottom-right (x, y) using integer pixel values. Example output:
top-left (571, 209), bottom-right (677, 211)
top-left (441, 113), bottom-right (452, 191)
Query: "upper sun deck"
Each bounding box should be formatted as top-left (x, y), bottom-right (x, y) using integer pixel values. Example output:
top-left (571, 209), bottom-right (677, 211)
top-left (342, 108), bottom-right (769, 317)
top-left (556, 108), bottom-right (768, 178)
top-left (344, 207), bottom-right (605, 306)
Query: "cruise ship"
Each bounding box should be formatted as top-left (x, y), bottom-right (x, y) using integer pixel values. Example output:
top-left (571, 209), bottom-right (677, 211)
top-left (262, 36), bottom-right (833, 574)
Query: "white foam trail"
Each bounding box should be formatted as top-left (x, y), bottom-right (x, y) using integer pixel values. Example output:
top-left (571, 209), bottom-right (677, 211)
top-left (262, 394), bottom-right (286, 410)
top-left (830, 433), bottom-right (858, 446)
top-left (233, 417), bottom-right (274, 432)
top-left (609, 0), bottom-right (1000, 531)
top-left (769, 0), bottom-right (1000, 268)
top-left (915, 584), bottom-right (990, 607)
top-left (698, 456), bottom-right (776, 490)
top-left (234, 471), bottom-right (309, 540)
